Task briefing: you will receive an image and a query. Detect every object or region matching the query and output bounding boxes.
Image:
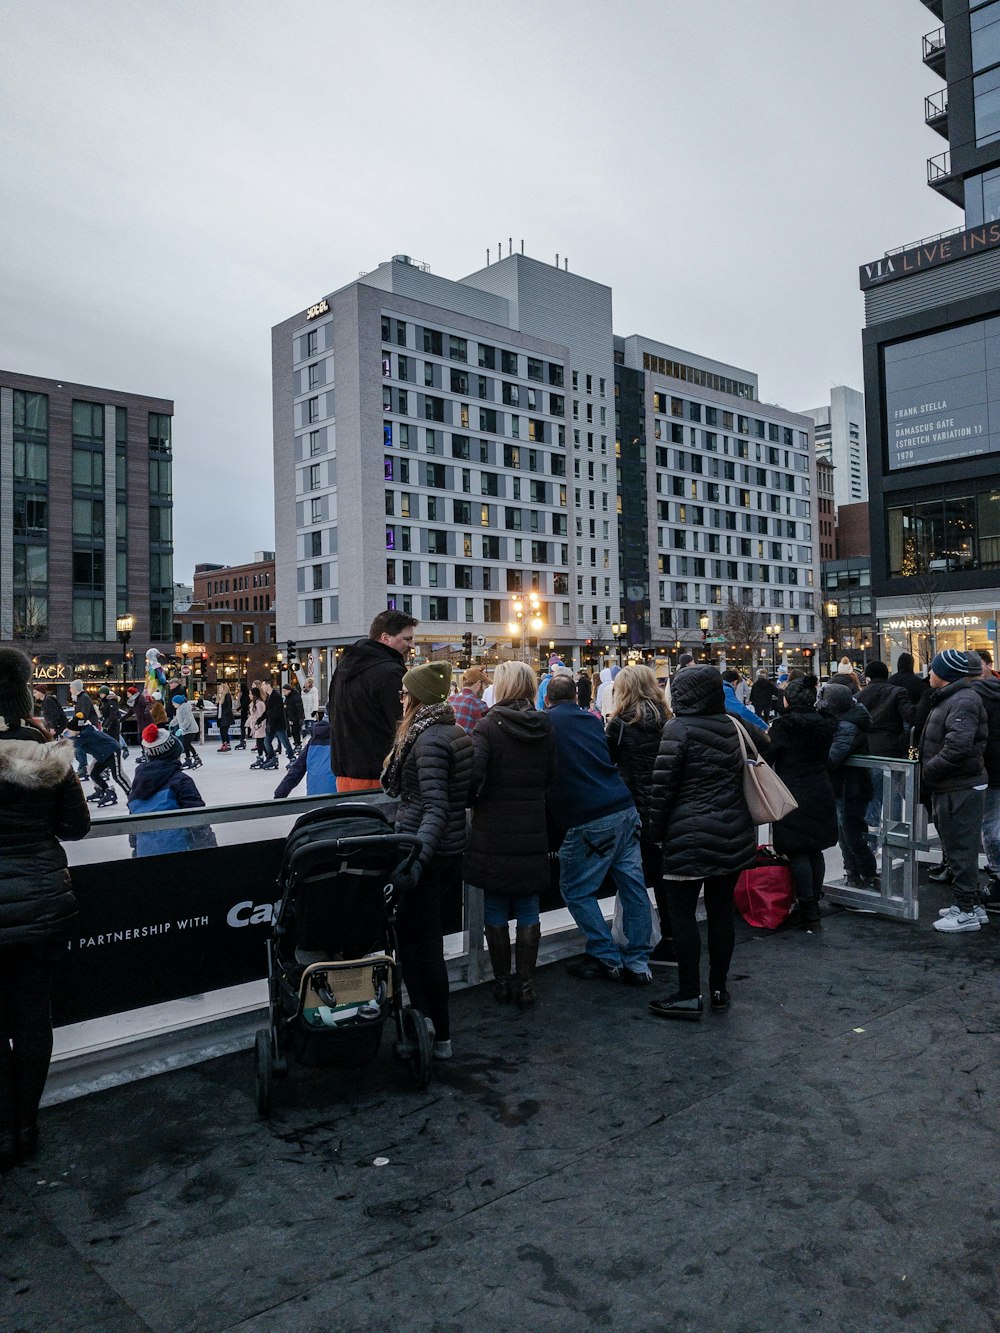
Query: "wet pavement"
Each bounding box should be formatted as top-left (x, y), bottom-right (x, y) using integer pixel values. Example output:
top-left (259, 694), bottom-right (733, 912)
top-left (3, 877), bottom-right (1000, 1333)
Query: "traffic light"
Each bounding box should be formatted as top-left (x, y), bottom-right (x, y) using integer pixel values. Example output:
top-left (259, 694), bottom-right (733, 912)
top-left (461, 631), bottom-right (472, 664)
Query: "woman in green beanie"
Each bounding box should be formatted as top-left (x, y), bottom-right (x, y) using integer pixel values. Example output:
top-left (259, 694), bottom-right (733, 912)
top-left (382, 660), bottom-right (474, 1060)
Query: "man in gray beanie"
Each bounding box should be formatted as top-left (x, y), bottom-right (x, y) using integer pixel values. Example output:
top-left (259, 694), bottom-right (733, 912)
top-left (921, 650), bottom-right (989, 933)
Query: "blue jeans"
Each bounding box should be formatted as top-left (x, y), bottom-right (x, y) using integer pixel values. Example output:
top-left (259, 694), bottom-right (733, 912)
top-left (558, 807), bottom-right (652, 973)
top-left (483, 892), bottom-right (539, 927)
top-left (266, 727), bottom-right (294, 761)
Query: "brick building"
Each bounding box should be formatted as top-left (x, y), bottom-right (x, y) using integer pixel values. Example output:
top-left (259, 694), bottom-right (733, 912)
top-left (173, 552), bottom-right (278, 691)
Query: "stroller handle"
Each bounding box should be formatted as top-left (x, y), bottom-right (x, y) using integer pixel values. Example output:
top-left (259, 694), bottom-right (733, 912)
top-left (286, 832), bottom-right (422, 879)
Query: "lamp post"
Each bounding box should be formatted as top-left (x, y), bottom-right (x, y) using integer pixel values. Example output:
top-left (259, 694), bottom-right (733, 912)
top-left (825, 600), bottom-right (839, 673)
top-left (698, 611), bottom-right (710, 661)
top-left (765, 623), bottom-right (782, 674)
top-left (611, 618), bottom-right (628, 667)
top-left (508, 591), bottom-right (542, 664)
top-left (115, 614), bottom-right (134, 696)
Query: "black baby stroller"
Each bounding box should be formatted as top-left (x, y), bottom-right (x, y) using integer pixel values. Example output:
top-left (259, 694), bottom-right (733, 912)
top-left (254, 802), bottom-right (429, 1117)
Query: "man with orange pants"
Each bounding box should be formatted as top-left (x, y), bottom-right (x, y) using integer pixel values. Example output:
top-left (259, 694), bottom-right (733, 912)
top-left (328, 610), bottom-right (417, 793)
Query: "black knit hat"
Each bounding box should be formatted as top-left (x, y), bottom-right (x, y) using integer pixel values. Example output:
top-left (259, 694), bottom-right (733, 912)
top-left (0, 647), bottom-right (34, 725)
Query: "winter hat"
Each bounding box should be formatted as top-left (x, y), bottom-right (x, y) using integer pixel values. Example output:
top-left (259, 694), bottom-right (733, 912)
top-left (99, 685), bottom-right (110, 696)
top-left (152, 690), bottom-right (163, 701)
top-left (126, 685), bottom-right (139, 696)
top-left (70, 679), bottom-right (85, 695)
top-left (171, 694), bottom-right (186, 706)
top-left (0, 647), bottom-right (34, 724)
top-left (816, 683), bottom-right (854, 716)
top-left (864, 661), bottom-right (889, 680)
top-left (402, 661), bottom-right (452, 704)
top-left (930, 649), bottom-right (972, 683)
top-left (65, 711), bottom-right (92, 732)
top-left (141, 723), bottom-right (182, 762)
top-left (785, 673), bottom-right (819, 708)
top-left (837, 657), bottom-right (854, 674)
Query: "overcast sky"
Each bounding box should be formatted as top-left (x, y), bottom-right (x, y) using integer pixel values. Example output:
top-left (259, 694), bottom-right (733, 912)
top-left (1, 0), bottom-right (957, 577)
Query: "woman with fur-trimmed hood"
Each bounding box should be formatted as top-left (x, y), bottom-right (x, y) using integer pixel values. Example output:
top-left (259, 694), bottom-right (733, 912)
top-left (0, 648), bottom-right (90, 1171)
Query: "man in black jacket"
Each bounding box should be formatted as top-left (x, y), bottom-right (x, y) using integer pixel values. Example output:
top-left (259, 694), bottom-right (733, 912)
top-left (282, 683), bottom-right (305, 750)
top-left (859, 661), bottom-right (913, 758)
top-left (263, 683), bottom-right (294, 766)
top-left (889, 652), bottom-right (929, 708)
top-left (329, 609), bottom-right (417, 793)
top-left (921, 651), bottom-right (989, 933)
top-left (750, 669), bottom-right (780, 721)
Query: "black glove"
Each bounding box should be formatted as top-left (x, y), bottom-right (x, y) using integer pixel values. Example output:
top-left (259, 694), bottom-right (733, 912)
top-left (392, 859), bottom-right (423, 895)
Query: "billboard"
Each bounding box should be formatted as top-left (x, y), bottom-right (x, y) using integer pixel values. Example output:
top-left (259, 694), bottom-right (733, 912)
top-left (884, 318), bottom-right (1000, 471)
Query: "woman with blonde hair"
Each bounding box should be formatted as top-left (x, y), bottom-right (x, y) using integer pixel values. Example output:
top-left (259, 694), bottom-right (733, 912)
top-left (464, 660), bottom-right (556, 1008)
top-left (605, 664), bottom-right (675, 966)
top-left (382, 662), bottom-right (474, 1059)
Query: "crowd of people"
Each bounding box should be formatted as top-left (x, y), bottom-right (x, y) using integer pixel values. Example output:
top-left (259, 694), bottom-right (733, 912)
top-left (3, 614), bottom-right (999, 1168)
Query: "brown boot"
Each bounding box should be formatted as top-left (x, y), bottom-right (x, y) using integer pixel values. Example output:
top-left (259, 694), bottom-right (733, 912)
top-left (485, 924), bottom-right (512, 1003)
top-left (514, 923), bottom-right (541, 1009)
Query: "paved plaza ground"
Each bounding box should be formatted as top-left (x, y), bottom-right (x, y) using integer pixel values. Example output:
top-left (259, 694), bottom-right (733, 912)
top-left (3, 865), bottom-right (999, 1333)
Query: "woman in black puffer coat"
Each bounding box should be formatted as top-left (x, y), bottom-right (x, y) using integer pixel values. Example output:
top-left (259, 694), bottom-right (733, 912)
top-left (465, 661), bottom-right (555, 1009)
top-left (647, 666), bottom-right (755, 1019)
top-left (766, 675), bottom-right (838, 929)
top-left (817, 683), bottom-right (878, 888)
top-left (605, 664), bottom-right (674, 959)
top-left (0, 648), bottom-right (90, 1171)
top-left (382, 661), bottom-right (473, 1060)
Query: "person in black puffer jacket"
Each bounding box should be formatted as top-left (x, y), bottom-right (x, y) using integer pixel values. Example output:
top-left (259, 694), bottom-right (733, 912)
top-left (647, 666), bottom-right (756, 1019)
top-left (0, 648), bottom-right (90, 1171)
top-left (465, 661), bottom-right (555, 1009)
top-left (767, 675), bottom-right (838, 929)
top-left (382, 661), bottom-right (473, 1060)
top-left (966, 652), bottom-right (1000, 895)
top-left (857, 661), bottom-right (913, 759)
top-left (605, 664), bottom-right (674, 960)
top-left (817, 683), bottom-right (877, 888)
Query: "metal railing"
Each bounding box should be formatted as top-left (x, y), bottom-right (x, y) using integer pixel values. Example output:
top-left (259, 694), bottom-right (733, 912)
top-left (927, 150), bottom-right (953, 185)
top-left (885, 222), bottom-right (963, 257)
top-left (924, 88), bottom-right (948, 123)
top-left (923, 26), bottom-right (946, 64)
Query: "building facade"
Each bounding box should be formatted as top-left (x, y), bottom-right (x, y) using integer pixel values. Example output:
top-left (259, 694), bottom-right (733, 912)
top-left (173, 553), bottom-right (277, 690)
top-left (803, 386), bottom-right (868, 508)
top-left (0, 370), bottom-right (174, 694)
top-left (273, 254), bottom-right (818, 692)
top-left (861, 0), bottom-right (1000, 668)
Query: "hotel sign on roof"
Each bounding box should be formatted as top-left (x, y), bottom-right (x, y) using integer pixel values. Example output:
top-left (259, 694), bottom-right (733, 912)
top-left (859, 222), bottom-right (1000, 290)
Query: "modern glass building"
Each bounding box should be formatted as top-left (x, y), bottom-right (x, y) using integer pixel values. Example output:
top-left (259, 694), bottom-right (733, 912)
top-left (861, 0), bottom-right (1000, 667)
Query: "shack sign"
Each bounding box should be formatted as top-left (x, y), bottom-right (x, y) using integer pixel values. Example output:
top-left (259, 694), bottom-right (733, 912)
top-left (33, 662), bottom-right (67, 681)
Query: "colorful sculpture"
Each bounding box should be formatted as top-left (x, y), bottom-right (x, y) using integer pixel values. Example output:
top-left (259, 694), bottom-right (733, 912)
top-left (145, 647), bottom-right (167, 698)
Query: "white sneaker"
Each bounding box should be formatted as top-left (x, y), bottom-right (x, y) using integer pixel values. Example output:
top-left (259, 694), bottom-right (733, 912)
top-left (937, 904), bottom-right (988, 925)
top-left (933, 909), bottom-right (982, 933)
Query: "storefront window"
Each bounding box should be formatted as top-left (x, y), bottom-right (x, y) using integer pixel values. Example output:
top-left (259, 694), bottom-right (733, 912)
top-left (887, 495), bottom-right (976, 575)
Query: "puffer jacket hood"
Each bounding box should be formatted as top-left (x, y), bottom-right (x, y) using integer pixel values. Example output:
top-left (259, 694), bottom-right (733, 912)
top-left (0, 734), bottom-right (77, 789)
top-left (338, 637), bottom-right (405, 682)
top-left (669, 665), bottom-right (726, 716)
top-left (489, 700), bottom-right (551, 742)
top-left (968, 675), bottom-right (1000, 785)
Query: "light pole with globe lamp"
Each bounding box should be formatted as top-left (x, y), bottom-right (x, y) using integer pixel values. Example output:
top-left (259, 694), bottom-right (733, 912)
top-left (611, 618), bottom-right (628, 667)
top-left (765, 623), bottom-right (782, 675)
top-left (508, 591), bottom-right (542, 664)
top-left (115, 614), bottom-right (134, 696)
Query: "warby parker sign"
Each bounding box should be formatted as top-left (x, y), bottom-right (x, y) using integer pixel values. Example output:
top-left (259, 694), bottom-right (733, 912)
top-left (860, 223), bottom-right (1000, 290)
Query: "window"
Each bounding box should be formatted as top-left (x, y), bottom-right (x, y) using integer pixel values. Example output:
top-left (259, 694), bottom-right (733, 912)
top-left (482, 535), bottom-right (500, 559)
top-left (307, 329), bottom-right (319, 356)
top-left (72, 549), bottom-right (105, 588)
top-left (310, 530), bottom-right (322, 557)
top-left (505, 507), bottom-right (522, 531)
top-left (478, 344), bottom-right (496, 369)
top-left (308, 397), bottom-right (319, 423)
top-left (481, 471), bottom-right (499, 496)
top-left (451, 369), bottom-right (469, 394)
top-left (311, 497), bottom-right (323, 523)
top-left (451, 433), bottom-right (470, 460)
top-left (427, 596), bottom-right (449, 621)
top-left (424, 395), bottom-right (444, 422)
top-left (310, 598), bottom-right (324, 624)
top-left (427, 529), bottom-right (448, 554)
top-left (449, 335), bottom-right (467, 362)
top-left (309, 464), bottom-right (321, 490)
top-left (310, 430), bottom-right (322, 456)
top-left (73, 498), bottom-right (104, 538)
top-left (72, 596), bottom-right (105, 640)
top-left (527, 357), bottom-right (543, 382)
top-left (423, 328), bottom-right (443, 355)
top-left (501, 350), bottom-right (517, 375)
top-left (73, 448), bottom-right (103, 489)
top-left (480, 408), bottom-right (498, 433)
top-left (426, 462), bottom-right (446, 488)
top-left (308, 362), bottom-right (321, 389)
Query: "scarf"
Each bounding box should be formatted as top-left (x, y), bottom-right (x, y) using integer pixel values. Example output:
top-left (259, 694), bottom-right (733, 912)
top-left (381, 702), bottom-right (455, 797)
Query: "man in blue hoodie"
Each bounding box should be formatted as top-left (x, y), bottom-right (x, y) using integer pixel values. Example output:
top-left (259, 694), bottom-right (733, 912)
top-left (544, 674), bottom-right (652, 983)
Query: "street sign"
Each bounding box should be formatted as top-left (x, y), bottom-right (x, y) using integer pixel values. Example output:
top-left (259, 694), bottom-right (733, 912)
top-left (475, 635), bottom-right (486, 647)
top-left (180, 665), bottom-right (192, 677)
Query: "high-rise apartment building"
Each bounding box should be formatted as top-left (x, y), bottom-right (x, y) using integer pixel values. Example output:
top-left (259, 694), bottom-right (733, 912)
top-left (0, 371), bottom-right (174, 689)
top-left (272, 254), bottom-right (817, 692)
top-left (860, 0), bottom-right (1000, 667)
top-left (803, 385), bottom-right (868, 507)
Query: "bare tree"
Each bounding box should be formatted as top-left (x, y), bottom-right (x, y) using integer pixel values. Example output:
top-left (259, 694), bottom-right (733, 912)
top-left (719, 593), bottom-right (764, 665)
top-left (906, 573), bottom-right (941, 666)
top-left (12, 594), bottom-right (48, 659)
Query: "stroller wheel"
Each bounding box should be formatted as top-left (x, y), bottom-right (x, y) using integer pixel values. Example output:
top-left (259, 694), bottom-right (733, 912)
top-left (397, 1006), bottom-right (432, 1090)
top-left (254, 1028), bottom-right (274, 1118)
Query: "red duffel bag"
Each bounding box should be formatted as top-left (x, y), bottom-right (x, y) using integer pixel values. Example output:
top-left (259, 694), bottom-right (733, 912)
top-left (734, 846), bottom-right (795, 930)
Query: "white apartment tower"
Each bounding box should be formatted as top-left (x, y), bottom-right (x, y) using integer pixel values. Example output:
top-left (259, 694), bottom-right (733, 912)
top-left (803, 385), bottom-right (867, 509)
top-left (272, 253), bottom-right (616, 688)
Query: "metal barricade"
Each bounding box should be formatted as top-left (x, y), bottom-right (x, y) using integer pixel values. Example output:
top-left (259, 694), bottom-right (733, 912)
top-left (820, 756), bottom-right (927, 921)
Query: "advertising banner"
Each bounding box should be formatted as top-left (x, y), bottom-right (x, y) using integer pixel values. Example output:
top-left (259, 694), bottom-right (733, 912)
top-left (884, 318), bottom-right (1000, 470)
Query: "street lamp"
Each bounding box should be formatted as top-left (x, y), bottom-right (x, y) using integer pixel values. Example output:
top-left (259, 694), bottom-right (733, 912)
top-left (116, 613), bottom-right (134, 696)
top-left (611, 618), bottom-right (628, 667)
top-left (825, 600), bottom-right (839, 671)
top-left (765, 622), bottom-right (782, 674)
top-left (698, 612), bottom-right (710, 661)
top-left (508, 591), bottom-right (542, 664)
